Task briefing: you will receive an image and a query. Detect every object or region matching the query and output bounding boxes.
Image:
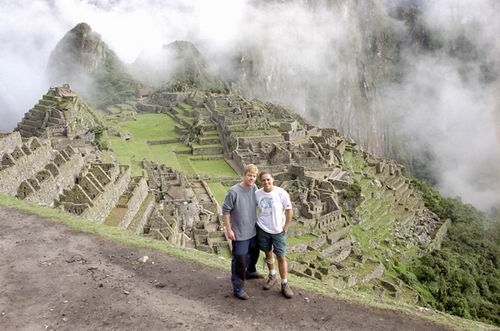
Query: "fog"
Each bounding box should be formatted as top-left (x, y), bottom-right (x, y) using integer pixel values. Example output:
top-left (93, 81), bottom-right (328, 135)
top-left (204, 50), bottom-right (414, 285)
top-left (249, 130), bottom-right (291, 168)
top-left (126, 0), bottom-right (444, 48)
top-left (0, 0), bottom-right (498, 213)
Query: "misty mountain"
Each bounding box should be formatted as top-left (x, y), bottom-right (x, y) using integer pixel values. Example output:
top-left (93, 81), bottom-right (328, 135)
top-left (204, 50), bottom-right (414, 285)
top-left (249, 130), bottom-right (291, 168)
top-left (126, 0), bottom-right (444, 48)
top-left (131, 40), bottom-right (227, 92)
top-left (229, 0), bottom-right (499, 214)
top-left (47, 22), bottom-right (141, 109)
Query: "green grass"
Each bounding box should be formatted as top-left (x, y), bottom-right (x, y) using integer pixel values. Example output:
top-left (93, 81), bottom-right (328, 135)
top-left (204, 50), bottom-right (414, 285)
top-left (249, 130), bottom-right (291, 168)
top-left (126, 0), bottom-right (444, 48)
top-left (288, 233), bottom-right (317, 246)
top-left (206, 182), bottom-right (230, 205)
top-left (190, 159), bottom-right (237, 177)
top-left (106, 114), bottom-right (188, 175)
top-left (106, 114), bottom-right (235, 178)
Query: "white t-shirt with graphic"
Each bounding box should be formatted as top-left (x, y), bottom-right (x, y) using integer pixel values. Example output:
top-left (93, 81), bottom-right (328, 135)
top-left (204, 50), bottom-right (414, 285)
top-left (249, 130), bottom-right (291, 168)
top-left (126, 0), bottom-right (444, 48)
top-left (256, 186), bottom-right (292, 234)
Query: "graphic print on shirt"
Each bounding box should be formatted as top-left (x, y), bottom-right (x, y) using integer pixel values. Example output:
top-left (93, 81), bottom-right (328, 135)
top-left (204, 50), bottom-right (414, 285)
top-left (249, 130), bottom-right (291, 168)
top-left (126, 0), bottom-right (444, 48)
top-left (259, 197), bottom-right (273, 217)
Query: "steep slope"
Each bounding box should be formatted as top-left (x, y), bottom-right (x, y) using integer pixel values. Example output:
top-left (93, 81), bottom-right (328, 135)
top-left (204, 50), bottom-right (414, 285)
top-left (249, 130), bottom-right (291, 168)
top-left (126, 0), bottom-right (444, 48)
top-left (47, 22), bottom-right (141, 109)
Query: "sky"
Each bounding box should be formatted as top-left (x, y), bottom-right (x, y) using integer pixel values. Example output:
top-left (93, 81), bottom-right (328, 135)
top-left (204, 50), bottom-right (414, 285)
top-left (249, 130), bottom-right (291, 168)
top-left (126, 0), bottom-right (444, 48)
top-left (0, 0), bottom-right (498, 214)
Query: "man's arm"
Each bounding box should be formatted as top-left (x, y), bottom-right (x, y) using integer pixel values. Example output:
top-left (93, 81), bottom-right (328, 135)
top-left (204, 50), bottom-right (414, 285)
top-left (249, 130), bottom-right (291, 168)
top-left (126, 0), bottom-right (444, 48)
top-left (283, 208), bottom-right (292, 233)
top-left (223, 213), bottom-right (235, 241)
top-left (222, 190), bottom-right (236, 241)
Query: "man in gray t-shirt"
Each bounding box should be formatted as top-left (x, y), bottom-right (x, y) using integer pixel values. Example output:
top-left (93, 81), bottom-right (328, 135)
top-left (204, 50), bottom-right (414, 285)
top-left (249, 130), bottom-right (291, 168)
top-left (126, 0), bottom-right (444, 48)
top-left (222, 164), bottom-right (262, 300)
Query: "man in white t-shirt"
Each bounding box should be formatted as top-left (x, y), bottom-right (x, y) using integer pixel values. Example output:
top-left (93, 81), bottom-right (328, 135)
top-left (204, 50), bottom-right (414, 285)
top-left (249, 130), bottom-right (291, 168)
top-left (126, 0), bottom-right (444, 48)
top-left (255, 171), bottom-right (294, 298)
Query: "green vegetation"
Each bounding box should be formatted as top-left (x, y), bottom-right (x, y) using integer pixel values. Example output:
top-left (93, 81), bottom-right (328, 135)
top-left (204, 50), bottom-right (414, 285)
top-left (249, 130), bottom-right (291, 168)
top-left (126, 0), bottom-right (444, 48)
top-left (288, 233), bottom-right (316, 246)
top-left (92, 56), bottom-right (141, 109)
top-left (206, 182), bottom-right (229, 205)
top-left (190, 159), bottom-right (236, 177)
top-left (400, 180), bottom-right (500, 326)
top-left (106, 114), bottom-right (189, 175)
top-left (105, 113), bottom-right (236, 178)
top-left (88, 125), bottom-right (108, 150)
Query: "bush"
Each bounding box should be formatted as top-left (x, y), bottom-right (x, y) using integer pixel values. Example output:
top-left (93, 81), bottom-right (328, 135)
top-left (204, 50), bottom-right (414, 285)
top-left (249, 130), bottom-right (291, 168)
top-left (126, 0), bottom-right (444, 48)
top-left (407, 179), bottom-right (500, 326)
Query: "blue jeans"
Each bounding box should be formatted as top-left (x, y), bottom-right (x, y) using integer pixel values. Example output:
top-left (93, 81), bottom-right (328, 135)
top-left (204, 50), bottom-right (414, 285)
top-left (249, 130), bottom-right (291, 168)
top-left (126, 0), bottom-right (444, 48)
top-left (231, 236), bottom-right (259, 293)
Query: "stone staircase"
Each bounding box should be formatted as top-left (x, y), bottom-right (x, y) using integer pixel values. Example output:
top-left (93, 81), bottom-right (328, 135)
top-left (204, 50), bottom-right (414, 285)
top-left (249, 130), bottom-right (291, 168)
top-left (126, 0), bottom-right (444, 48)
top-left (55, 163), bottom-right (131, 222)
top-left (16, 145), bottom-right (85, 206)
top-left (104, 176), bottom-right (149, 228)
top-left (192, 214), bottom-right (230, 256)
top-left (16, 94), bottom-right (65, 138)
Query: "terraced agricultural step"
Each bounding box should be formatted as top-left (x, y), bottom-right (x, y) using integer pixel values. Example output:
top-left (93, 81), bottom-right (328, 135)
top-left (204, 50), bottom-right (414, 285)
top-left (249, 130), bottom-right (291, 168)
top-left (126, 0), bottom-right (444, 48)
top-left (48, 118), bottom-right (64, 126)
top-left (39, 99), bottom-right (56, 107)
top-left (27, 109), bottom-right (46, 119)
top-left (22, 119), bottom-right (39, 127)
top-left (197, 136), bottom-right (220, 145)
top-left (42, 95), bottom-right (61, 102)
top-left (200, 130), bottom-right (219, 137)
top-left (191, 144), bottom-right (224, 155)
top-left (18, 123), bottom-right (37, 132)
top-left (34, 104), bottom-right (50, 112)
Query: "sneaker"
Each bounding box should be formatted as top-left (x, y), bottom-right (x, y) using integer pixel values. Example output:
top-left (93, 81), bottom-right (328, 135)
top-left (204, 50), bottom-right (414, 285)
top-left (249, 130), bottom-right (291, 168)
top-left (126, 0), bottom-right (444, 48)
top-left (234, 290), bottom-right (250, 300)
top-left (281, 282), bottom-right (293, 299)
top-left (246, 271), bottom-right (265, 279)
top-left (263, 274), bottom-right (277, 290)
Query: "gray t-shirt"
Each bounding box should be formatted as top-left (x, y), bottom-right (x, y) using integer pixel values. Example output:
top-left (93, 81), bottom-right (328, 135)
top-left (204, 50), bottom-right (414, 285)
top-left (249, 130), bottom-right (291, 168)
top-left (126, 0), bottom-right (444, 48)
top-left (222, 183), bottom-right (257, 241)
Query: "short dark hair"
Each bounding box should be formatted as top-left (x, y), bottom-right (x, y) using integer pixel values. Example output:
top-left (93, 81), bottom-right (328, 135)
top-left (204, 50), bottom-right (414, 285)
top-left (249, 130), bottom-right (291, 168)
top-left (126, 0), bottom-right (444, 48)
top-left (259, 171), bottom-right (272, 180)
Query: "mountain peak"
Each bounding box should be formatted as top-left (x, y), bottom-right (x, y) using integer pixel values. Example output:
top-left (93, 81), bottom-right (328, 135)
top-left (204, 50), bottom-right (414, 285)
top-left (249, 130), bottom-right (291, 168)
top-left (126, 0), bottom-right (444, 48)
top-left (47, 22), bottom-right (112, 78)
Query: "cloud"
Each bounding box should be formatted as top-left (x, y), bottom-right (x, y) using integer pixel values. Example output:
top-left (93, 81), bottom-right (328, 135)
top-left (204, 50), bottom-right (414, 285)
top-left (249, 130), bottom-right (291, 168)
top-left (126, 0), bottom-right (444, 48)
top-left (382, 55), bottom-right (499, 212)
top-left (0, 0), bottom-right (498, 213)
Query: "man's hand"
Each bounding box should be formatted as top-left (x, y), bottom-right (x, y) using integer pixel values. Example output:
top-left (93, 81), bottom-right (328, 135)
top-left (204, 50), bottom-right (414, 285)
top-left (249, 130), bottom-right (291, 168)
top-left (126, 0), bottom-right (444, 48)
top-left (223, 214), bottom-right (234, 240)
top-left (226, 228), bottom-right (235, 241)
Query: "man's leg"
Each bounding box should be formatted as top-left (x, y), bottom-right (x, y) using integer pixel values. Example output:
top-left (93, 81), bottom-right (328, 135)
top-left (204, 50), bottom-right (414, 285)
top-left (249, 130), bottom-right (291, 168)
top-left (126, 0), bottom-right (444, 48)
top-left (277, 255), bottom-right (288, 280)
top-left (274, 232), bottom-right (293, 299)
top-left (246, 236), bottom-right (263, 278)
top-left (231, 239), bottom-right (251, 299)
top-left (257, 228), bottom-right (277, 289)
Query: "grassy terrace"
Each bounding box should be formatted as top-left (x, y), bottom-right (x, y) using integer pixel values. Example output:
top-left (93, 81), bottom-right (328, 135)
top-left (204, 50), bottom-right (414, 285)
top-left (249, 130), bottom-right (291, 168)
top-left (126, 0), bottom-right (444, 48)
top-left (206, 182), bottom-right (230, 205)
top-left (106, 113), bottom-right (236, 178)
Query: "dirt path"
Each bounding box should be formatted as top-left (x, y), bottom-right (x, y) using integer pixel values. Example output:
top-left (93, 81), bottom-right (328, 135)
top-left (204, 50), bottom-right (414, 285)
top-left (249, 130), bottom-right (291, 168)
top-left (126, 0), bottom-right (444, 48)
top-left (0, 206), bottom-right (449, 330)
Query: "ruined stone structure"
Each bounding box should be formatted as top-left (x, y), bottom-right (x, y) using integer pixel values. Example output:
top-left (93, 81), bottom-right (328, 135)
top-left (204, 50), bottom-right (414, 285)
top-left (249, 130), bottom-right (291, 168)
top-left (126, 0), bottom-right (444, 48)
top-left (0, 133), bottom-right (54, 196)
top-left (143, 161), bottom-right (229, 255)
top-left (139, 90), bottom-right (449, 291)
top-left (1, 85), bottom-right (449, 297)
top-left (15, 85), bottom-right (101, 139)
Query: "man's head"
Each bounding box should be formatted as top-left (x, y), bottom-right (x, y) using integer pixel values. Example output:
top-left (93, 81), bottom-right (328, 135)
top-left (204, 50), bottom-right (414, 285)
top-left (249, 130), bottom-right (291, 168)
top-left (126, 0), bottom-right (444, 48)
top-left (259, 171), bottom-right (274, 192)
top-left (242, 164), bottom-right (258, 187)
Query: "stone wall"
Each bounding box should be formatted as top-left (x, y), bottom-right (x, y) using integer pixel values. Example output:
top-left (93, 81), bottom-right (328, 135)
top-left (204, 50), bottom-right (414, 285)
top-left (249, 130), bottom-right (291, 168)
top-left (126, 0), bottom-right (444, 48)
top-left (118, 177), bottom-right (149, 228)
top-left (0, 138), bottom-right (53, 196)
top-left (192, 145), bottom-right (224, 155)
top-left (82, 166), bottom-right (131, 222)
top-left (427, 219), bottom-right (451, 251)
top-left (129, 193), bottom-right (156, 235)
top-left (200, 179), bottom-right (221, 214)
top-left (22, 150), bottom-right (84, 205)
top-left (0, 132), bottom-right (22, 154)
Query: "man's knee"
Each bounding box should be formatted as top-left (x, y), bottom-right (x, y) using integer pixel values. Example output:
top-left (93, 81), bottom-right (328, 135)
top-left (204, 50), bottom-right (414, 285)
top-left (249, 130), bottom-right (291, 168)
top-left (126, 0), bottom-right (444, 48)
top-left (264, 256), bottom-right (275, 265)
top-left (276, 255), bottom-right (287, 263)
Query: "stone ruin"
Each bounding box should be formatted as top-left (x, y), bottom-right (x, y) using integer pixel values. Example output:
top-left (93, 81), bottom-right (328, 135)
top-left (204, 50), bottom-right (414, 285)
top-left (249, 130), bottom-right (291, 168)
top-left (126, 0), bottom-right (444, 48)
top-left (0, 85), bottom-right (230, 258)
top-left (143, 160), bottom-right (229, 255)
top-left (15, 84), bottom-right (101, 140)
top-left (1, 85), bottom-right (449, 297)
top-left (136, 90), bottom-right (449, 292)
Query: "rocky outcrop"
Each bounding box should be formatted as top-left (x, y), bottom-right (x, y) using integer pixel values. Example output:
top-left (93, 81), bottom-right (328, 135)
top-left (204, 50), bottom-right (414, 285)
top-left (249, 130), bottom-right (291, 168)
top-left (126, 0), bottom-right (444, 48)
top-left (47, 23), bottom-right (140, 109)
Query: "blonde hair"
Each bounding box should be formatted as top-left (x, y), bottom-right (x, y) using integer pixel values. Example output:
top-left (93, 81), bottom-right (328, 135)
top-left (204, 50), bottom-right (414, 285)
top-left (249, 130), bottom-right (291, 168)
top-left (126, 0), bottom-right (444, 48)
top-left (243, 163), bottom-right (258, 175)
